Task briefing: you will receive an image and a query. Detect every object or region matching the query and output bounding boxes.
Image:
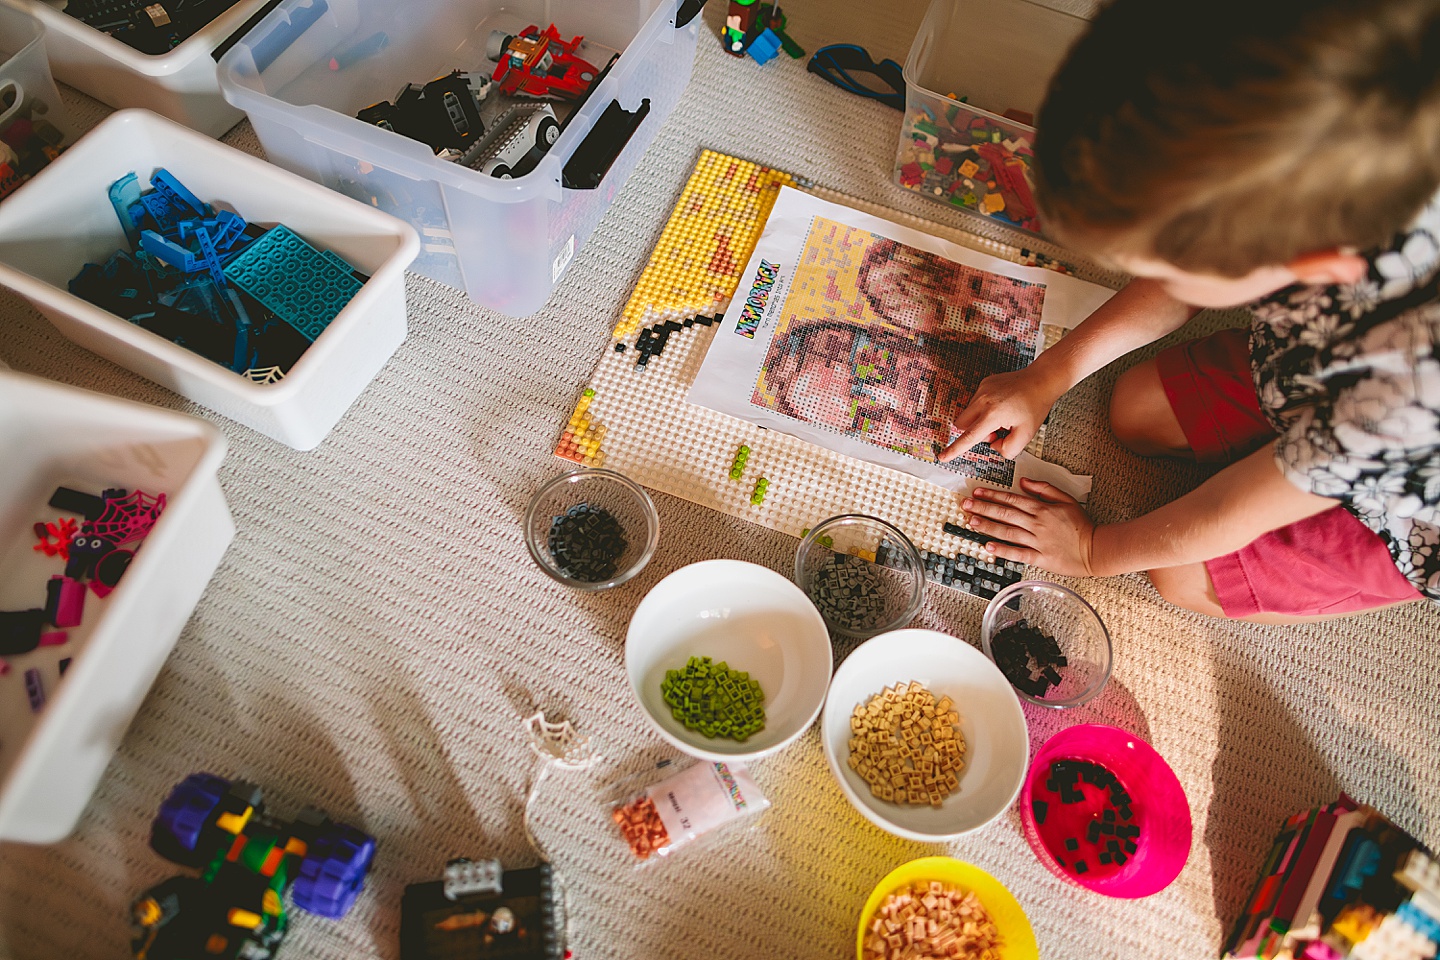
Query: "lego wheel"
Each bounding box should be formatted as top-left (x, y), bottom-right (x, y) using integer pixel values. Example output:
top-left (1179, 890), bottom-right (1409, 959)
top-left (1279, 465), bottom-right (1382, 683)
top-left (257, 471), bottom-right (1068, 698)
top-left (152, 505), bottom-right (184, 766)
top-left (486, 30), bottom-right (513, 61)
top-left (150, 773), bottom-right (230, 868)
top-left (291, 821), bottom-right (377, 919)
top-left (536, 116), bottom-right (560, 150)
top-left (490, 164), bottom-right (513, 179)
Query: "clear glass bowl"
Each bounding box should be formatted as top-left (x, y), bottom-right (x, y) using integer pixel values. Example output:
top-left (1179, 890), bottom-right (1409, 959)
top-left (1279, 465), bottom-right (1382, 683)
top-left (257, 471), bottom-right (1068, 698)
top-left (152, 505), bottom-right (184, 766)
top-left (523, 469), bottom-right (659, 591)
top-left (794, 514), bottom-right (925, 639)
top-left (981, 580), bottom-right (1112, 708)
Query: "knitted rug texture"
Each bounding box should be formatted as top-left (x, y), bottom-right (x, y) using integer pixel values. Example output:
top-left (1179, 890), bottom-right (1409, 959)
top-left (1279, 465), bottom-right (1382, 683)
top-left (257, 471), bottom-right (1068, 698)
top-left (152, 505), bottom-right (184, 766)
top-left (2, 2), bottom-right (1438, 958)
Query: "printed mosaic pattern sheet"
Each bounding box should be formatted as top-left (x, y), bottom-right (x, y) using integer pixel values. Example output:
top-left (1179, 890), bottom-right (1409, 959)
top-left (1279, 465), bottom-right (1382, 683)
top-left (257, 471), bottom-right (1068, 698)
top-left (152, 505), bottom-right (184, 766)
top-left (689, 189), bottom-right (1111, 488)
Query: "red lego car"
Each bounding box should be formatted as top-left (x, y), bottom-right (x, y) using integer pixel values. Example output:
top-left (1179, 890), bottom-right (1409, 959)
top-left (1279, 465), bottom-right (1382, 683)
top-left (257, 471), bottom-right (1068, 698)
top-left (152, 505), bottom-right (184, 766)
top-left (485, 24), bottom-right (600, 101)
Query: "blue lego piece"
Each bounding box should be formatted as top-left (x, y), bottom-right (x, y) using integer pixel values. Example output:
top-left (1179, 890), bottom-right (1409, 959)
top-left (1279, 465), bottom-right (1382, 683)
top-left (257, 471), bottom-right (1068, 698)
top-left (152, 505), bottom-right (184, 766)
top-left (747, 28), bottom-right (782, 64)
top-left (151, 773), bottom-right (230, 863)
top-left (108, 172), bottom-right (144, 247)
top-left (139, 230), bottom-right (203, 274)
top-left (1397, 901), bottom-right (1440, 942)
top-left (223, 225), bottom-right (363, 341)
top-left (178, 210), bottom-right (247, 253)
top-left (320, 249), bottom-right (356, 275)
top-left (138, 169), bottom-right (209, 234)
top-left (291, 821), bottom-right (378, 918)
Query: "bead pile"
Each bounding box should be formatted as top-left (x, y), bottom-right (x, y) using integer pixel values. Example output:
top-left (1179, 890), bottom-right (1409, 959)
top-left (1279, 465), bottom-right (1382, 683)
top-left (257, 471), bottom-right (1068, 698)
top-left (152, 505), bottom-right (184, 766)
top-left (861, 880), bottom-right (1002, 960)
top-left (989, 618), bottom-right (1068, 698)
top-left (546, 503), bottom-right (627, 582)
top-left (807, 551), bottom-right (889, 633)
top-left (612, 795), bottom-right (668, 860)
top-left (1031, 759), bottom-right (1140, 876)
top-left (661, 656), bottom-right (766, 741)
top-left (848, 682), bottom-right (966, 807)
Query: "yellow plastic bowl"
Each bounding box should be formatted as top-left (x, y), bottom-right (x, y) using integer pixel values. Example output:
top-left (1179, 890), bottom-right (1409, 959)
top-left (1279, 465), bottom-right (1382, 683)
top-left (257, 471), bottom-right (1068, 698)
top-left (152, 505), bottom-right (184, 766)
top-left (856, 857), bottom-right (1038, 960)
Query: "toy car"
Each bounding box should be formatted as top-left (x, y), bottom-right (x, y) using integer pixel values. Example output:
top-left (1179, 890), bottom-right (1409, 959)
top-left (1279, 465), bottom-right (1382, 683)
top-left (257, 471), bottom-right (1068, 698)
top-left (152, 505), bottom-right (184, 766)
top-left (357, 70), bottom-right (494, 156)
top-left (400, 858), bottom-right (565, 960)
top-left (461, 104), bottom-right (560, 178)
top-left (485, 24), bottom-right (599, 101)
top-left (131, 773), bottom-right (376, 960)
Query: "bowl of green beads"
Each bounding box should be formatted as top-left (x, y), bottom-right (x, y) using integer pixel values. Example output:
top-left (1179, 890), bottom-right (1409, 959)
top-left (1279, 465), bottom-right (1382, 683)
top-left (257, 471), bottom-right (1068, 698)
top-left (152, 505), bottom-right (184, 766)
top-left (625, 559), bottom-right (833, 762)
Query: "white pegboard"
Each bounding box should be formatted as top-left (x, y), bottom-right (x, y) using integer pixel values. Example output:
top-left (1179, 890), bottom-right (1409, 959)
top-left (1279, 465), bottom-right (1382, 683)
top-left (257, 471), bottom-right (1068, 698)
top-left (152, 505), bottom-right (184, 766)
top-left (556, 150), bottom-right (1119, 582)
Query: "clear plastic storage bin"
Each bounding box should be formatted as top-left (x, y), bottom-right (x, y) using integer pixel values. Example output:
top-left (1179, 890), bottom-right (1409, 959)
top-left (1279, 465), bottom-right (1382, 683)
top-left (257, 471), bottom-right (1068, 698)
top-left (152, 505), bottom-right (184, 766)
top-left (217, 0), bottom-right (704, 316)
top-left (0, 369), bottom-right (234, 843)
top-left (896, 0), bottom-right (1088, 235)
top-left (0, 0), bottom-right (274, 137)
top-left (0, 109), bottom-right (420, 450)
top-left (0, 2), bottom-right (74, 174)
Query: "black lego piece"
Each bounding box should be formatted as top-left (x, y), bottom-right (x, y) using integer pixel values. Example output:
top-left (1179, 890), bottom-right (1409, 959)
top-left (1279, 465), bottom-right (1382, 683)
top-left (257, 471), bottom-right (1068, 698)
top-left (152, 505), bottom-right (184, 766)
top-left (50, 486), bottom-right (107, 520)
top-left (0, 608), bottom-right (45, 656)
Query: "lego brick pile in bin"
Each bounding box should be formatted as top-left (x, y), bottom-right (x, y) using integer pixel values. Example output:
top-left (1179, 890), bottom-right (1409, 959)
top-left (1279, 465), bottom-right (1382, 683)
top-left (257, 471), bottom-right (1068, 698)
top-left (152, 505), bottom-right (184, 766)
top-left (352, 24), bottom-right (595, 175)
top-left (896, 99), bottom-right (1040, 233)
top-left (61, 0), bottom-right (246, 55)
top-left (0, 97), bottom-right (65, 201)
top-left (2, 485), bottom-right (165, 712)
top-left (69, 169), bottom-right (366, 384)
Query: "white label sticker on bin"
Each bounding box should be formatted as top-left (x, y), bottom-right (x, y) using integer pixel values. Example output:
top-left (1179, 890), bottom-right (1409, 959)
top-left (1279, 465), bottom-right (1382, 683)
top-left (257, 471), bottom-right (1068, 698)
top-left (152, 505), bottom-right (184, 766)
top-left (552, 235), bottom-right (576, 283)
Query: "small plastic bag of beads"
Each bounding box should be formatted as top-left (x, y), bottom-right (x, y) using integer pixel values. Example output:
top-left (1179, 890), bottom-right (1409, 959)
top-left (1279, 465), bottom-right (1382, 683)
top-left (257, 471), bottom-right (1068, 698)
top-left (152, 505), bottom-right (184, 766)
top-left (611, 758), bottom-right (770, 861)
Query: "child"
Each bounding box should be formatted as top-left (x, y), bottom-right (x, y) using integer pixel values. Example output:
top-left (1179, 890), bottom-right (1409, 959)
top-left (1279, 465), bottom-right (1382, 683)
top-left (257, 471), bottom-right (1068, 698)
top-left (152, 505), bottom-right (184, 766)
top-left (943, 0), bottom-right (1440, 622)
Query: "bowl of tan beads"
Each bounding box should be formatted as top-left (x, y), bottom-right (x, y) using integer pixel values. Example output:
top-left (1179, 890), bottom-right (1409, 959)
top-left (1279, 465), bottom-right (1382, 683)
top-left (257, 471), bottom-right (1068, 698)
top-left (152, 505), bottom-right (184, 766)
top-left (856, 857), bottom-right (1038, 960)
top-left (822, 629), bottom-right (1029, 840)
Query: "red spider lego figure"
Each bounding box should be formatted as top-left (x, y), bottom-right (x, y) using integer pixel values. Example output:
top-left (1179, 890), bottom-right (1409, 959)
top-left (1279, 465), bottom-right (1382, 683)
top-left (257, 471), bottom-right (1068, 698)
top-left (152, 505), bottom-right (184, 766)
top-left (485, 24), bottom-right (600, 101)
top-left (32, 517), bottom-right (79, 559)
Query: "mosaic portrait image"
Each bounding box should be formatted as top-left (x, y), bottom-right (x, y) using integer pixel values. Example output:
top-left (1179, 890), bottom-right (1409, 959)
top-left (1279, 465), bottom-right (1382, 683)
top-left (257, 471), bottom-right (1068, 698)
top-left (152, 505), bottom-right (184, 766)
top-left (751, 217), bottom-right (1046, 483)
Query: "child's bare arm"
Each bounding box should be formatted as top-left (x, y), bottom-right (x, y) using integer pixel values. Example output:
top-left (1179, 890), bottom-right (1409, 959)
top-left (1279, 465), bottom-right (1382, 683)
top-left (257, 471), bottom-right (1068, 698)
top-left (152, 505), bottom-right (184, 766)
top-left (961, 443), bottom-right (1336, 576)
top-left (941, 278), bottom-right (1199, 460)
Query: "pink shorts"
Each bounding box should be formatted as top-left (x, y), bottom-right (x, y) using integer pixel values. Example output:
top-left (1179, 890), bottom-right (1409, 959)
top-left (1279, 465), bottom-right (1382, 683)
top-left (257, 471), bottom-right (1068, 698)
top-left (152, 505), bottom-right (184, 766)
top-left (1154, 329), bottom-right (1422, 617)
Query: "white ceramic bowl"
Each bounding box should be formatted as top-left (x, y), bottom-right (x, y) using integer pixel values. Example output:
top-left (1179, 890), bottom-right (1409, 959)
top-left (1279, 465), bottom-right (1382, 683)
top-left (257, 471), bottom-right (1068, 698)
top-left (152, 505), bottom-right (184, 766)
top-left (822, 629), bottom-right (1029, 840)
top-left (626, 559), bottom-right (833, 762)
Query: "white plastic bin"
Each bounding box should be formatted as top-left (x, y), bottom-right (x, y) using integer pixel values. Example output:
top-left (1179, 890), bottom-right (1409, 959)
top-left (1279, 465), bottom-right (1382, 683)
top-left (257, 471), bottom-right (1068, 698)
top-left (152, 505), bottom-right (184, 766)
top-left (896, 0), bottom-right (1088, 234)
top-left (0, 0), bottom-right (274, 137)
top-left (0, 2), bottom-right (74, 154)
top-left (217, 0), bottom-right (704, 316)
top-left (0, 369), bottom-right (234, 843)
top-left (0, 109), bottom-right (420, 450)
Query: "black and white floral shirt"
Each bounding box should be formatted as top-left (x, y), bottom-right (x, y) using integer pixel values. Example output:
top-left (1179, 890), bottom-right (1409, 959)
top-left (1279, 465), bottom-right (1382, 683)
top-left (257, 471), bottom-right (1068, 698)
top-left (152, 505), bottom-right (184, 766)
top-left (1250, 191), bottom-right (1440, 603)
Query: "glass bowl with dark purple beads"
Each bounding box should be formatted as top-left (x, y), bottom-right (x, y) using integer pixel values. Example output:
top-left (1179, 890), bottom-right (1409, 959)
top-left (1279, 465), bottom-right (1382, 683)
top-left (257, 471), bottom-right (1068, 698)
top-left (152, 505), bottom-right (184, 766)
top-left (524, 469), bottom-right (659, 591)
top-left (981, 581), bottom-right (1111, 708)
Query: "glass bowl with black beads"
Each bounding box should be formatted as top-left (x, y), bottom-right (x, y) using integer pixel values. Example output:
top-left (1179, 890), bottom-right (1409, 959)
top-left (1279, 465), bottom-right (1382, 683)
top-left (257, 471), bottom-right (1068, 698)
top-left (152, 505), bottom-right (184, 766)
top-left (524, 469), bottom-right (659, 591)
top-left (794, 514), bottom-right (925, 639)
top-left (981, 581), bottom-right (1111, 708)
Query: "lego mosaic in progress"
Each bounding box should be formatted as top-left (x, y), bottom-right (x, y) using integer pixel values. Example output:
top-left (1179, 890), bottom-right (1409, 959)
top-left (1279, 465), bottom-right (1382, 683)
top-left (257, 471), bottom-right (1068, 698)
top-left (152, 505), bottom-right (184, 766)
top-left (555, 151), bottom-right (1113, 600)
top-left (700, 212), bottom-right (1047, 486)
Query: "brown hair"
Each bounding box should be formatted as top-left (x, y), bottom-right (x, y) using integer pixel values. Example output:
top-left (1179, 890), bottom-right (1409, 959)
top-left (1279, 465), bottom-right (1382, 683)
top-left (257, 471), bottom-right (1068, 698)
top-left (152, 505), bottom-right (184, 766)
top-left (1034, 0), bottom-right (1440, 276)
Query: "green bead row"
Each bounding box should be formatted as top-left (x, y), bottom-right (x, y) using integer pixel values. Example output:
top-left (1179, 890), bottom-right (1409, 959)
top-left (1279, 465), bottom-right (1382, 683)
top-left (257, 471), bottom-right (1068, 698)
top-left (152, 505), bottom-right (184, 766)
top-left (661, 656), bottom-right (766, 741)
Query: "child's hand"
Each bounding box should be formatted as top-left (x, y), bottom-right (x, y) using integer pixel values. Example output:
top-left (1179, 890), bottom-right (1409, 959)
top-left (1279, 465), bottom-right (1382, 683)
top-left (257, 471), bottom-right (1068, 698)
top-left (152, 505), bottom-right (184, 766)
top-left (961, 480), bottom-right (1097, 576)
top-left (939, 368), bottom-right (1059, 461)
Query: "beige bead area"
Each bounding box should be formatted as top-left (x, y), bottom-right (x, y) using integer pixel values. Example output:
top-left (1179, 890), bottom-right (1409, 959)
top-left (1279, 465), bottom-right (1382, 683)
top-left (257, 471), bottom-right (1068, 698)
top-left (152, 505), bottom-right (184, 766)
top-left (847, 681), bottom-right (966, 807)
top-left (861, 881), bottom-right (1002, 960)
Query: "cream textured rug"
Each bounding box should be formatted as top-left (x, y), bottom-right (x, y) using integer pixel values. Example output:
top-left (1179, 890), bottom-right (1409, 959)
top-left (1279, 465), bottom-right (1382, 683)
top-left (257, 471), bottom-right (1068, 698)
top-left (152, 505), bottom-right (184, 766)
top-left (3, 2), bottom-right (1439, 958)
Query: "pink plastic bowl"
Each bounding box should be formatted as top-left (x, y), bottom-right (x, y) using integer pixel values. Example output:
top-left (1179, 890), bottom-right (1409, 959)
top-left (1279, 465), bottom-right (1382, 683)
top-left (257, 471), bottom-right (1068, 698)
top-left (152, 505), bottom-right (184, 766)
top-left (1018, 724), bottom-right (1192, 898)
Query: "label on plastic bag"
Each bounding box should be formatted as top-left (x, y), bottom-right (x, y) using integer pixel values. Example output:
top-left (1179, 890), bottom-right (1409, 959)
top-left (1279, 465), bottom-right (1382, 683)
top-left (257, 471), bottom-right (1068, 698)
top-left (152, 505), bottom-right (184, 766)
top-left (649, 761), bottom-right (766, 846)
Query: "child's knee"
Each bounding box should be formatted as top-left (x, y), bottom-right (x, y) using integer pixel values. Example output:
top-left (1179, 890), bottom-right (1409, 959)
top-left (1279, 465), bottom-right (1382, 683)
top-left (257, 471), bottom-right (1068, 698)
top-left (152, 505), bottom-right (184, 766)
top-left (1147, 564), bottom-right (1228, 618)
top-left (1110, 362), bottom-right (1190, 457)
